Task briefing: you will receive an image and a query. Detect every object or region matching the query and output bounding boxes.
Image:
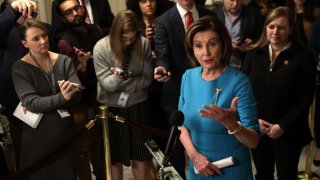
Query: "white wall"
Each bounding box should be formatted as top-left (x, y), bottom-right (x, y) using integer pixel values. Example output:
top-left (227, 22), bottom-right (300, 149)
top-left (3, 0), bottom-right (251, 24)
top-left (109, 0), bottom-right (126, 14)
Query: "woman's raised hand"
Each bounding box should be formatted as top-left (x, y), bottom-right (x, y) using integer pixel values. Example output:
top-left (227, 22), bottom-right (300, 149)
top-left (199, 97), bottom-right (239, 130)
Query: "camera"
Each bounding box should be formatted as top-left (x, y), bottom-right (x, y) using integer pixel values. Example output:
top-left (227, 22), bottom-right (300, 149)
top-left (31, 11), bottom-right (38, 18)
top-left (156, 68), bottom-right (168, 77)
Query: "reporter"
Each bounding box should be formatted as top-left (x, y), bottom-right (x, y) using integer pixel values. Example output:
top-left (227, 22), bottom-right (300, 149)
top-left (11, 19), bottom-right (81, 179)
top-left (93, 10), bottom-right (153, 180)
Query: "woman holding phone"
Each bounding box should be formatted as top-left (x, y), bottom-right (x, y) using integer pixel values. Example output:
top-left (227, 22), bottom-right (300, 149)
top-left (11, 19), bottom-right (81, 180)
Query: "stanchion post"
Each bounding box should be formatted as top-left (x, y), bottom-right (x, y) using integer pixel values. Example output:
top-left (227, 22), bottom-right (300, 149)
top-left (99, 105), bottom-right (112, 180)
top-left (298, 97), bottom-right (320, 180)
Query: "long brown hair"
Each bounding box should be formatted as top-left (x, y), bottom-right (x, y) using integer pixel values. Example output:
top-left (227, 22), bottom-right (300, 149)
top-left (185, 16), bottom-right (232, 67)
top-left (109, 10), bottom-right (142, 66)
top-left (250, 6), bottom-right (298, 49)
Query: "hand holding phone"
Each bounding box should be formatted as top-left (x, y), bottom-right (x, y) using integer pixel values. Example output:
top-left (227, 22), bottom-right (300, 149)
top-left (111, 67), bottom-right (128, 80)
top-left (57, 80), bottom-right (85, 90)
top-left (146, 17), bottom-right (155, 40)
top-left (237, 40), bottom-right (245, 46)
top-left (73, 47), bottom-right (89, 55)
top-left (155, 67), bottom-right (168, 77)
top-left (154, 67), bottom-right (171, 82)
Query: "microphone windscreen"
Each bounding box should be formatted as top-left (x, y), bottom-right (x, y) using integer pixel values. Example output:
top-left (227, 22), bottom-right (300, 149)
top-left (169, 110), bottom-right (184, 126)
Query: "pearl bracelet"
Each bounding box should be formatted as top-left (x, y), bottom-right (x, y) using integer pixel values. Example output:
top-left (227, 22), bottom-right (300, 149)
top-left (228, 121), bottom-right (242, 135)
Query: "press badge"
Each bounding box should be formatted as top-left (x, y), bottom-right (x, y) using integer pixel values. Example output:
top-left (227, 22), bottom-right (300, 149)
top-left (57, 109), bottom-right (71, 118)
top-left (117, 92), bottom-right (129, 107)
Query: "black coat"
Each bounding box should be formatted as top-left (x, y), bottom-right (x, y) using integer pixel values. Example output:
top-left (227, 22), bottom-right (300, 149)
top-left (242, 41), bottom-right (317, 146)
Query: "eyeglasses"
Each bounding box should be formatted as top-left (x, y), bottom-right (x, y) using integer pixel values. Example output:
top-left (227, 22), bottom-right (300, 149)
top-left (63, 5), bottom-right (81, 16)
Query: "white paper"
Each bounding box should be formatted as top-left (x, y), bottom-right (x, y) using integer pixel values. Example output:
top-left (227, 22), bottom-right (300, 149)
top-left (13, 102), bottom-right (43, 128)
top-left (194, 156), bottom-right (234, 174)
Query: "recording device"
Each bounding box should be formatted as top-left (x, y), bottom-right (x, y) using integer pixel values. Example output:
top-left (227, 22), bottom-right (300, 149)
top-left (148, 17), bottom-right (153, 28)
top-left (31, 12), bottom-right (37, 18)
top-left (237, 40), bottom-right (245, 46)
top-left (156, 68), bottom-right (168, 77)
top-left (116, 68), bottom-right (126, 77)
top-left (0, 104), bottom-right (6, 112)
top-left (145, 139), bottom-right (183, 180)
top-left (162, 110), bottom-right (184, 166)
top-left (73, 47), bottom-right (88, 54)
top-left (30, 11), bottom-right (38, 18)
top-left (57, 81), bottom-right (85, 90)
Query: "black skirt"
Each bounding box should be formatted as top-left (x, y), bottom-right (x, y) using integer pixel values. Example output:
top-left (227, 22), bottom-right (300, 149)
top-left (108, 101), bottom-right (152, 166)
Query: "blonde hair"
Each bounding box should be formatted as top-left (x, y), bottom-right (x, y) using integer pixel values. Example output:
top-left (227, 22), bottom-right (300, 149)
top-left (250, 6), bottom-right (298, 49)
top-left (109, 10), bottom-right (142, 65)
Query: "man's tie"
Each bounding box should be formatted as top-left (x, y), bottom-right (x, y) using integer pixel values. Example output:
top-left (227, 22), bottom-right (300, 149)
top-left (186, 11), bottom-right (194, 29)
top-left (81, 0), bottom-right (91, 24)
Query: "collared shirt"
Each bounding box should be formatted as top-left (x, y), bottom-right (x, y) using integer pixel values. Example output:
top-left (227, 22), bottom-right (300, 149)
top-left (223, 7), bottom-right (242, 42)
top-left (176, 3), bottom-right (199, 31)
top-left (79, 0), bottom-right (94, 24)
top-left (223, 7), bottom-right (242, 69)
top-left (268, 42), bottom-right (292, 72)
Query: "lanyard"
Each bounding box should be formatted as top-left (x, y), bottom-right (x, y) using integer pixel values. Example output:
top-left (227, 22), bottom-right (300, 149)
top-left (29, 52), bottom-right (57, 94)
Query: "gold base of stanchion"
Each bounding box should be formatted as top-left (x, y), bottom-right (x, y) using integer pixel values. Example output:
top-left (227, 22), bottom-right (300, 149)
top-left (298, 171), bottom-right (320, 180)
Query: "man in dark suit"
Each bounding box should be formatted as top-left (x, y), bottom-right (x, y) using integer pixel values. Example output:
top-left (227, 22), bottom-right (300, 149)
top-left (52, 0), bottom-right (114, 40)
top-left (213, 0), bottom-right (262, 69)
top-left (154, 0), bottom-right (216, 178)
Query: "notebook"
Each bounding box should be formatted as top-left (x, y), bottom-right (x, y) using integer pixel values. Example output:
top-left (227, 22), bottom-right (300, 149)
top-left (13, 102), bottom-right (43, 128)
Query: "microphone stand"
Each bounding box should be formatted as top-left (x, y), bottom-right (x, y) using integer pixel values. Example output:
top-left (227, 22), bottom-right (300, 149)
top-left (162, 131), bottom-right (180, 166)
top-left (160, 131), bottom-right (181, 180)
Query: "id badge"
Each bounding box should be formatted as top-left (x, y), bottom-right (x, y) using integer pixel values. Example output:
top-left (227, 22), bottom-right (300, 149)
top-left (117, 92), bottom-right (129, 107)
top-left (57, 109), bottom-right (71, 118)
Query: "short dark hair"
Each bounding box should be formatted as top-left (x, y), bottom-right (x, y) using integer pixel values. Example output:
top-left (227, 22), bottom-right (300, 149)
top-left (18, 19), bottom-right (48, 40)
top-left (126, 0), bottom-right (174, 19)
top-left (185, 16), bottom-right (232, 67)
top-left (54, 0), bottom-right (80, 16)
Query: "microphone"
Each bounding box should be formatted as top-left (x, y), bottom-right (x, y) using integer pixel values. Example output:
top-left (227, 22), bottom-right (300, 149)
top-left (162, 110), bottom-right (184, 166)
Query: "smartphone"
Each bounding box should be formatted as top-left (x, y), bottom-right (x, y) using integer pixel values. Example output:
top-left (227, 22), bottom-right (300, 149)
top-left (237, 40), bottom-right (245, 46)
top-left (57, 81), bottom-right (85, 90)
top-left (148, 17), bottom-right (152, 27)
top-left (74, 47), bottom-right (88, 54)
top-left (116, 68), bottom-right (126, 77)
top-left (156, 68), bottom-right (168, 77)
top-left (30, 11), bottom-right (38, 18)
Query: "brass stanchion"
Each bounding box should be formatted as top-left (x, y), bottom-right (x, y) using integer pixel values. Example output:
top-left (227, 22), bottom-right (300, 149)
top-left (99, 105), bottom-right (112, 180)
top-left (298, 97), bottom-right (320, 180)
